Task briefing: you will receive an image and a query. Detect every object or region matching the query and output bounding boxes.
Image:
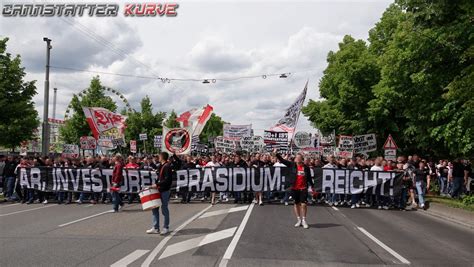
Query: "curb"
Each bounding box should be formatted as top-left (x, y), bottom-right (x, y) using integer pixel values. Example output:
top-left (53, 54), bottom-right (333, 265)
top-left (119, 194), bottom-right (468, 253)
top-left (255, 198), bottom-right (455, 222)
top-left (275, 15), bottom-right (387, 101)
top-left (421, 203), bottom-right (474, 229)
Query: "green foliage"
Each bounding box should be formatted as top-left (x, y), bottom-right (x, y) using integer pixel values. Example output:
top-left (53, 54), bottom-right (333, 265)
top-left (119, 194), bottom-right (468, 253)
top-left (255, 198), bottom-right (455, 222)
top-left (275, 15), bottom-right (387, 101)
top-left (461, 195), bottom-right (474, 206)
top-left (302, 35), bottom-right (380, 136)
top-left (125, 96), bottom-right (166, 153)
top-left (199, 113), bottom-right (225, 144)
top-left (0, 37), bottom-right (40, 151)
top-left (303, 1), bottom-right (474, 157)
top-left (164, 110), bottom-right (180, 128)
top-left (59, 76), bottom-right (117, 144)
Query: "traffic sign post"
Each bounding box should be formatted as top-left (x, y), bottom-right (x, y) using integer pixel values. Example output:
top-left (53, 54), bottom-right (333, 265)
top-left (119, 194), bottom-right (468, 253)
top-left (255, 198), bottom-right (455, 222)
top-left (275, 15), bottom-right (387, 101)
top-left (383, 134), bottom-right (398, 161)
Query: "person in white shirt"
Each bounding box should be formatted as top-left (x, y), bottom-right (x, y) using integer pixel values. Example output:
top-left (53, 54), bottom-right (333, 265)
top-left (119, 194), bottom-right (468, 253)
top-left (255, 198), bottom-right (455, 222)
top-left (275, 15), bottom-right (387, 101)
top-left (205, 155), bottom-right (221, 205)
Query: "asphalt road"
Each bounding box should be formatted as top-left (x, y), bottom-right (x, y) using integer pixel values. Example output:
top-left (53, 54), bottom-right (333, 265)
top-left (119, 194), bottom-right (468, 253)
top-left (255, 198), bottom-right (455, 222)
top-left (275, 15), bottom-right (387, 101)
top-left (1, 199), bottom-right (473, 267)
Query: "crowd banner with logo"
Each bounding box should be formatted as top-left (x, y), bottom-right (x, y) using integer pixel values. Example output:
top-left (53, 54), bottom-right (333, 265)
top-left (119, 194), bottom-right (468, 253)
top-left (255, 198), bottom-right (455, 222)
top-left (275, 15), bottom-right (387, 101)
top-left (240, 136), bottom-right (265, 152)
top-left (264, 130), bottom-right (288, 153)
top-left (353, 134), bottom-right (377, 153)
top-left (153, 135), bottom-right (162, 148)
top-left (223, 124), bottom-right (252, 141)
top-left (214, 136), bottom-right (236, 153)
top-left (130, 140), bottom-right (137, 154)
top-left (271, 81), bottom-right (308, 133)
top-left (62, 144), bottom-right (79, 158)
top-left (162, 126), bottom-right (192, 155)
top-left (294, 132), bottom-right (312, 148)
top-left (18, 167), bottom-right (403, 196)
top-left (80, 136), bottom-right (97, 150)
top-left (82, 107), bottom-right (127, 139)
top-left (82, 107), bottom-right (127, 149)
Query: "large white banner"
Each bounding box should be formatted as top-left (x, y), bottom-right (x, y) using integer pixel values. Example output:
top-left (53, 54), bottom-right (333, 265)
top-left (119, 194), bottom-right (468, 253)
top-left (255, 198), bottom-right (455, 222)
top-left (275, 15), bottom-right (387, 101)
top-left (223, 124), bottom-right (252, 141)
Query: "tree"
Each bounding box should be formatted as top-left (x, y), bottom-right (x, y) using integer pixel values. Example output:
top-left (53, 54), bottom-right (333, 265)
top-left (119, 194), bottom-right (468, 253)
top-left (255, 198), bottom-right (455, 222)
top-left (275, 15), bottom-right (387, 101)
top-left (302, 35), bottom-right (380, 136)
top-left (60, 76), bottom-right (117, 144)
top-left (164, 110), bottom-right (180, 128)
top-left (0, 37), bottom-right (39, 151)
top-left (125, 96), bottom-right (166, 153)
top-left (199, 113), bottom-right (225, 143)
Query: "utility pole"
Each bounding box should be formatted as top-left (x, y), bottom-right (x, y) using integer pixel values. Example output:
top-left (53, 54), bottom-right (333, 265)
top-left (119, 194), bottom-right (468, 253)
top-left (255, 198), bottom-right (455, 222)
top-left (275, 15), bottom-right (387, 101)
top-left (41, 37), bottom-right (52, 156)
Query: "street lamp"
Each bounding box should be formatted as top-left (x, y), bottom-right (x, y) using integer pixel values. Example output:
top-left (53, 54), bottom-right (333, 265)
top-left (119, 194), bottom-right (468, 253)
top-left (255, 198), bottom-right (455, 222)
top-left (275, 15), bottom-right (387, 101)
top-left (41, 37), bottom-right (52, 156)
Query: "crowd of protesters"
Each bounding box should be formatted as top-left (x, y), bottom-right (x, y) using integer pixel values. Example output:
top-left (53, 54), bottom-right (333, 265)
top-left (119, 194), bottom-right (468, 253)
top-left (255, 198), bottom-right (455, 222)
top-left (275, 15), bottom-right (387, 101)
top-left (0, 152), bottom-right (472, 212)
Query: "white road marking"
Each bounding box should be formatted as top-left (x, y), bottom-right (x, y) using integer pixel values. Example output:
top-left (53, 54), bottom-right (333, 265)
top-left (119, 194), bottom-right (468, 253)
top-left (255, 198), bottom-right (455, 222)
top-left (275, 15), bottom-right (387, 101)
top-left (219, 203), bottom-right (255, 267)
top-left (357, 227), bottom-right (410, 264)
top-left (332, 206), bottom-right (339, 211)
top-left (0, 204), bottom-right (58, 217)
top-left (110, 249), bottom-right (150, 267)
top-left (0, 203), bottom-right (21, 209)
top-left (159, 227), bottom-right (237, 260)
top-left (199, 205), bottom-right (249, 219)
top-left (141, 204), bottom-right (213, 267)
top-left (58, 210), bottom-right (113, 227)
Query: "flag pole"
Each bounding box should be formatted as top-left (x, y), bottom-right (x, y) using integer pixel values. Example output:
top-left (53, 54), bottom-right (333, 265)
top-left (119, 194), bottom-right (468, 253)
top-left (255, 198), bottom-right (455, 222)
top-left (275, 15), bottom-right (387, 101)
top-left (288, 80), bottom-right (309, 154)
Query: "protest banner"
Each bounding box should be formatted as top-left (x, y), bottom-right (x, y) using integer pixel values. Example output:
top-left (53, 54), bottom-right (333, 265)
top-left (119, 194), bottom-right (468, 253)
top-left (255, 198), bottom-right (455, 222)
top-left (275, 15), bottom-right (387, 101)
top-left (321, 146), bottom-right (336, 157)
top-left (139, 133), bottom-right (147, 141)
top-left (162, 126), bottom-right (192, 155)
top-left (62, 144), bottom-right (79, 158)
top-left (320, 132), bottom-right (336, 146)
top-left (214, 136), bottom-right (236, 153)
top-left (223, 124), bottom-right (252, 141)
top-left (80, 136), bottom-right (97, 150)
top-left (240, 136), bottom-right (265, 152)
top-left (353, 134), bottom-right (377, 153)
top-left (19, 166), bottom-right (403, 197)
top-left (338, 135), bottom-right (354, 158)
top-left (264, 130), bottom-right (288, 153)
top-left (130, 140), bottom-right (137, 154)
top-left (294, 131), bottom-right (312, 148)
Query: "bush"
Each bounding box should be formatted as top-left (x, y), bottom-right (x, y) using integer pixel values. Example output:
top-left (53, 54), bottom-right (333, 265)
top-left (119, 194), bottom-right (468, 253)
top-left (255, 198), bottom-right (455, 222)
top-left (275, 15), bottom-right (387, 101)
top-left (461, 195), bottom-right (474, 206)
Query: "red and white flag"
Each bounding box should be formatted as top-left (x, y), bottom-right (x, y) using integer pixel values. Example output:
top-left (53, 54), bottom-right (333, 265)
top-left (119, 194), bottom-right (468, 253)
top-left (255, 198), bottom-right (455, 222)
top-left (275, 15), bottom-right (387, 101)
top-left (82, 107), bottom-right (127, 139)
top-left (177, 105), bottom-right (214, 137)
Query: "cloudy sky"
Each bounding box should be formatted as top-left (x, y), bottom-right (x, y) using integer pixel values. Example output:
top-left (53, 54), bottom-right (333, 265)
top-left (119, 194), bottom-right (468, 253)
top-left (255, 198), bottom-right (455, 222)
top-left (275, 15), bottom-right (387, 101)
top-left (0, 0), bottom-right (392, 135)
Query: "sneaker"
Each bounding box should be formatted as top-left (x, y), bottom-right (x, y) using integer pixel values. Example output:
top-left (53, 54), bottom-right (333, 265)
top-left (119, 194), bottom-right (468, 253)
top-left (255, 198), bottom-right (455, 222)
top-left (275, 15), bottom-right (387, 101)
top-left (377, 206), bottom-right (382, 210)
top-left (258, 200), bottom-right (263, 206)
top-left (160, 228), bottom-right (169, 235)
top-left (420, 203), bottom-right (425, 209)
top-left (252, 199), bottom-right (257, 204)
top-left (294, 219), bottom-right (302, 227)
top-left (90, 200), bottom-right (97, 204)
top-left (76, 200), bottom-right (83, 204)
top-left (301, 219), bottom-right (309, 229)
top-left (383, 206), bottom-right (389, 210)
top-left (284, 201), bottom-right (289, 206)
top-left (356, 203), bottom-right (360, 208)
top-left (42, 200), bottom-right (48, 204)
top-left (146, 228), bottom-right (160, 234)
top-left (365, 203), bottom-right (371, 208)
top-left (351, 204), bottom-right (356, 209)
top-left (119, 203), bottom-right (124, 211)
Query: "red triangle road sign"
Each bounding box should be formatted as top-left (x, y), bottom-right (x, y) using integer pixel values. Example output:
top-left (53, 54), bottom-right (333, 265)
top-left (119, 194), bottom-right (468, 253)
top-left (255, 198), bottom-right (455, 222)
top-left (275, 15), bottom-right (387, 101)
top-left (383, 134), bottom-right (398, 149)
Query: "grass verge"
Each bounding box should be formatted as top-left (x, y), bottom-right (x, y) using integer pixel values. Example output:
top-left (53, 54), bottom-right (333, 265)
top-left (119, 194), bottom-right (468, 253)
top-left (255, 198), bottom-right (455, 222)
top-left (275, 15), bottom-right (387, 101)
top-left (427, 195), bottom-right (474, 212)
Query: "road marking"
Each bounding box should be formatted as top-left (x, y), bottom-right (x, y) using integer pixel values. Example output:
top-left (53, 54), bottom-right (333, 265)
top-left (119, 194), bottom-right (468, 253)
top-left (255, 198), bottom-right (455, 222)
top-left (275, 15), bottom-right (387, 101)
top-left (332, 206), bottom-right (339, 211)
top-left (0, 203), bottom-right (21, 209)
top-left (111, 249), bottom-right (149, 267)
top-left (357, 227), bottom-right (410, 264)
top-left (0, 204), bottom-right (58, 217)
top-left (159, 227), bottom-right (237, 260)
top-left (58, 210), bottom-right (113, 227)
top-left (219, 203), bottom-right (255, 267)
top-left (199, 205), bottom-right (249, 219)
top-left (141, 205), bottom-right (213, 267)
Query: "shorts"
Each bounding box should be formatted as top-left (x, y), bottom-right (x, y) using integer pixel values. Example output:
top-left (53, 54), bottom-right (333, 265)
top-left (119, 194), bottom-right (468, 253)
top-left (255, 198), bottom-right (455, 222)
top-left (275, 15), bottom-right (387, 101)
top-left (292, 189), bottom-right (308, 204)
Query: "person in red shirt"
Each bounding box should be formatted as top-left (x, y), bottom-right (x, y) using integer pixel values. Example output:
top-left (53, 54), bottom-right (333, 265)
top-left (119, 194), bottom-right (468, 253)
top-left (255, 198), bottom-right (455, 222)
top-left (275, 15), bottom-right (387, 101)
top-left (275, 150), bottom-right (314, 229)
top-left (111, 154), bottom-right (124, 212)
top-left (125, 156), bottom-right (140, 204)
